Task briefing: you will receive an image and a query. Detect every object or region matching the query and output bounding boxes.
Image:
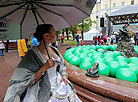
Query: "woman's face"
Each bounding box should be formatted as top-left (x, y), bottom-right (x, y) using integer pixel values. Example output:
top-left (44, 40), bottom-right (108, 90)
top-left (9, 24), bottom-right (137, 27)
top-left (46, 26), bottom-right (57, 42)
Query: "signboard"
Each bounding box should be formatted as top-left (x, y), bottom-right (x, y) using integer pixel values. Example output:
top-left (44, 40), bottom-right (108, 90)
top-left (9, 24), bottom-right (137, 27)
top-left (0, 20), bottom-right (20, 40)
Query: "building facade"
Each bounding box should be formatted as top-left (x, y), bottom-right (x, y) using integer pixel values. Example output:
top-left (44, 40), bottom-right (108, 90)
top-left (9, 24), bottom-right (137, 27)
top-left (91, 0), bottom-right (138, 34)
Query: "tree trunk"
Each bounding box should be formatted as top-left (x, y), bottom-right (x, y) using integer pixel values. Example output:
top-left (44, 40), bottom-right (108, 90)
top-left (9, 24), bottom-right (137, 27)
top-left (6, 40), bottom-right (9, 52)
top-left (62, 29), bottom-right (64, 36)
top-left (66, 28), bottom-right (69, 40)
top-left (71, 27), bottom-right (75, 40)
top-left (81, 21), bottom-right (84, 40)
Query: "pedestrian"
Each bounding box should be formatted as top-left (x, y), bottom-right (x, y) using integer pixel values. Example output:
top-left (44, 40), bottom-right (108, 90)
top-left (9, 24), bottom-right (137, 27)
top-left (4, 24), bottom-right (81, 102)
top-left (75, 35), bottom-right (79, 47)
top-left (103, 35), bottom-right (107, 45)
top-left (134, 33), bottom-right (138, 46)
top-left (0, 41), bottom-right (5, 56)
top-left (94, 36), bottom-right (97, 45)
top-left (61, 35), bottom-right (64, 43)
top-left (99, 37), bottom-right (101, 45)
top-left (116, 34), bottom-right (119, 44)
top-left (81, 39), bottom-right (84, 46)
top-left (101, 35), bottom-right (104, 45)
top-left (106, 36), bottom-right (111, 45)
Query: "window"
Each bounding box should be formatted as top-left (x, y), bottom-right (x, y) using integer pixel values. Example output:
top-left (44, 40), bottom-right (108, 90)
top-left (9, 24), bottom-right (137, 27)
top-left (105, 4), bottom-right (108, 9)
top-left (122, 2), bottom-right (125, 6)
top-left (131, 0), bottom-right (134, 5)
top-left (113, 3), bottom-right (116, 8)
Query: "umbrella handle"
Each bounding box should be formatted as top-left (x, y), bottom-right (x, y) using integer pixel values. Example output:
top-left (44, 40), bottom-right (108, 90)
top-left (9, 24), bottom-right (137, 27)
top-left (42, 36), bottom-right (50, 59)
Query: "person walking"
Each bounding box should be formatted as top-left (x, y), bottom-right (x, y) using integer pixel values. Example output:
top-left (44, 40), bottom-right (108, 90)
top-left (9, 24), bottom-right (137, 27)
top-left (75, 35), bottom-right (79, 47)
top-left (94, 36), bottom-right (97, 45)
top-left (4, 24), bottom-right (81, 102)
top-left (134, 33), bottom-right (138, 46)
top-left (81, 39), bottom-right (84, 46)
top-left (61, 35), bottom-right (64, 44)
top-left (103, 35), bottom-right (107, 45)
top-left (0, 41), bottom-right (5, 56)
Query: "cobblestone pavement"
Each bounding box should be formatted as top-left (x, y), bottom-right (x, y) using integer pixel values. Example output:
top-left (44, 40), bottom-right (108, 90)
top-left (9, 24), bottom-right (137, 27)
top-left (0, 44), bottom-right (76, 101)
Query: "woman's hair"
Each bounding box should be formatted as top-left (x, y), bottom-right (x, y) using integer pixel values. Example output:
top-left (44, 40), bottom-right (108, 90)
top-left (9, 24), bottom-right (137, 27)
top-left (34, 24), bottom-right (53, 42)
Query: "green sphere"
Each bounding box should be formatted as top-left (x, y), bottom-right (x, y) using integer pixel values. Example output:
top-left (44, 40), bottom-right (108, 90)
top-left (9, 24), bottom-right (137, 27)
top-left (79, 61), bottom-right (92, 70)
top-left (127, 64), bottom-right (138, 78)
top-left (114, 51), bottom-right (121, 57)
top-left (65, 54), bottom-right (74, 62)
top-left (78, 53), bottom-right (87, 59)
top-left (97, 49), bottom-right (104, 53)
top-left (118, 61), bottom-right (128, 68)
top-left (82, 57), bottom-right (93, 64)
top-left (107, 61), bottom-right (120, 77)
top-left (69, 56), bottom-right (81, 66)
top-left (64, 51), bottom-right (72, 59)
top-left (94, 58), bottom-right (106, 64)
top-left (98, 63), bottom-right (110, 76)
top-left (96, 45), bottom-right (100, 49)
top-left (115, 56), bottom-right (127, 62)
top-left (103, 51), bottom-right (114, 58)
top-left (116, 68), bottom-right (137, 82)
top-left (128, 57), bottom-right (138, 63)
top-left (104, 57), bottom-right (114, 64)
top-left (87, 53), bottom-right (93, 58)
top-left (101, 45), bottom-right (110, 51)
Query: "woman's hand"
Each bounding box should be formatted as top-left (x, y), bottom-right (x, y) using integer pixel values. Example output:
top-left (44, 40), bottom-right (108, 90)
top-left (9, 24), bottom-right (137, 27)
top-left (43, 59), bottom-right (55, 71)
top-left (61, 74), bottom-right (68, 85)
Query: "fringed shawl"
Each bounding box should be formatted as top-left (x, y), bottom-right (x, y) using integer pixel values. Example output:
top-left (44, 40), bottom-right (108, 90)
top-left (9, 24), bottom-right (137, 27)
top-left (4, 46), bottom-right (67, 102)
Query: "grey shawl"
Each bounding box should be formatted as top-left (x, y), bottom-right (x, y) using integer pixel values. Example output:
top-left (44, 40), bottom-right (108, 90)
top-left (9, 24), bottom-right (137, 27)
top-left (4, 46), bottom-right (67, 102)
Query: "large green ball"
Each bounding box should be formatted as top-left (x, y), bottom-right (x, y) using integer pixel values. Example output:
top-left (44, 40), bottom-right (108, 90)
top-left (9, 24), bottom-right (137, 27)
top-left (107, 61), bottom-right (120, 77)
top-left (91, 46), bottom-right (96, 50)
top-left (94, 58), bottom-right (106, 64)
top-left (87, 53), bottom-right (93, 58)
top-left (82, 57), bottom-right (93, 64)
top-left (101, 45), bottom-right (110, 51)
top-left (78, 53), bottom-right (87, 59)
top-left (104, 57), bottom-right (114, 64)
top-left (114, 51), bottom-right (121, 57)
top-left (118, 61), bottom-right (128, 68)
top-left (103, 51), bottom-right (113, 58)
top-left (64, 51), bottom-right (72, 59)
top-left (97, 49), bottom-right (104, 53)
top-left (127, 64), bottom-right (138, 78)
top-left (115, 56), bottom-right (127, 62)
top-left (110, 44), bottom-right (117, 51)
top-left (96, 45), bottom-right (101, 49)
top-left (116, 68), bottom-right (137, 82)
top-left (65, 54), bottom-right (74, 62)
top-left (128, 57), bottom-right (138, 63)
top-left (98, 63), bottom-right (110, 76)
top-left (79, 61), bottom-right (92, 70)
top-left (69, 56), bottom-right (81, 66)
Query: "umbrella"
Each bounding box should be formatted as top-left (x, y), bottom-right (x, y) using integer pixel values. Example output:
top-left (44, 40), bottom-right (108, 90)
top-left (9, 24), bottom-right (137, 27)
top-left (0, 0), bottom-right (96, 58)
top-left (0, 0), bottom-right (96, 39)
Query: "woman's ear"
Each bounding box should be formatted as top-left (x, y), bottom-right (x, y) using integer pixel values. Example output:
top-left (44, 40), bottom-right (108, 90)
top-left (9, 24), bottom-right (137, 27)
top-left (44, 33), bottom-right (50, 39)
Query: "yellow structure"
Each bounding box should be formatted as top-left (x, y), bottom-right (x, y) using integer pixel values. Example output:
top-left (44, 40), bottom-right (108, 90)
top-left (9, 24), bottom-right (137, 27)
top-left (17, 39), bottom-right (28, 57)
top-left (91, 0), bottom-right (138, 32)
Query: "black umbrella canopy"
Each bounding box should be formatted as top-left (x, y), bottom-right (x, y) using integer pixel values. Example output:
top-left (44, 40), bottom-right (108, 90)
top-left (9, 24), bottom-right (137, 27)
top-left (0, 0), bottom-right (96, 39)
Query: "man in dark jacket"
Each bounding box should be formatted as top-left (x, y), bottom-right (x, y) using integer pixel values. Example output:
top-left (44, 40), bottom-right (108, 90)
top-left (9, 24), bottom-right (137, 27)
top-left (75, 35), bottom-right (79, 47)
